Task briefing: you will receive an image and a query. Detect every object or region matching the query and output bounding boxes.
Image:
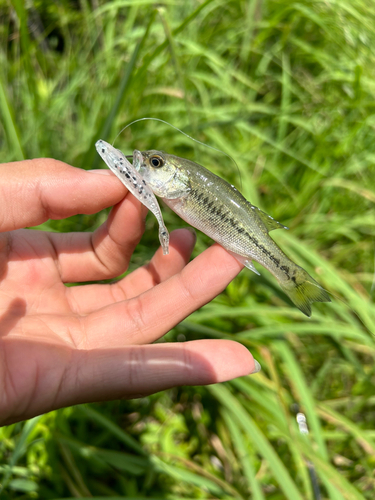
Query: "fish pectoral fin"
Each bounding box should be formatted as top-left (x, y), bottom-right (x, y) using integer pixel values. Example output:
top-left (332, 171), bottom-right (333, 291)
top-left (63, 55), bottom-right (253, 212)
top-left (227, 251), bottom-right (261, 275)
top-left (161, 187), bottom-right (190, 200)
top-left (250, 204), bottom-right (289, 232)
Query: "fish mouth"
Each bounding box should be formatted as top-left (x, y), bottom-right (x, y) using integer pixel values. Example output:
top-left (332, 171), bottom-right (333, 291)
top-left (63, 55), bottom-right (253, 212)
top-left (125, 154), bottom-right (144, 168)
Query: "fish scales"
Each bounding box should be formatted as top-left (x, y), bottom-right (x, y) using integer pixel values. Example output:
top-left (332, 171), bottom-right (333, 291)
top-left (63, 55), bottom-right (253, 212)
top-left (166, 164), bottom-right (293, 280)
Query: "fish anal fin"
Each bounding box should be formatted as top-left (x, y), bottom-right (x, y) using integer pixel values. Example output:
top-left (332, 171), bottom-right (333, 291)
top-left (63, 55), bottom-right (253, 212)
top-left (244, 260), bottom-right (261, 275)
top-left (227, 250), bottom-right (261, 275)
top-left (249, 203), bottom-right (288, 232)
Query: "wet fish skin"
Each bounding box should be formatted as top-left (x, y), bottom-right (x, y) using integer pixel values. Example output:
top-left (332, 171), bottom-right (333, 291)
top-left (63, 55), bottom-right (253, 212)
top-left (138, 149), bottom-right (331, 317)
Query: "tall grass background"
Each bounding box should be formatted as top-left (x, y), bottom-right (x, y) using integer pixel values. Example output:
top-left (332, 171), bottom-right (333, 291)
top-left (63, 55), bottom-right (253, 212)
top-left (1, 0), bottom-right (375, 498)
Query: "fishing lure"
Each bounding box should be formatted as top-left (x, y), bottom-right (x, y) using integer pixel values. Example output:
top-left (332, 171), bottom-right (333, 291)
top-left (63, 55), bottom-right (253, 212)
top-left (95, 140), bottom-right (169, 255)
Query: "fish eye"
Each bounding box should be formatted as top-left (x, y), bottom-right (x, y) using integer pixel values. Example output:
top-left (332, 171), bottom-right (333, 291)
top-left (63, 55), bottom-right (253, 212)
top-left (150, 155), bottom-right (164, 168)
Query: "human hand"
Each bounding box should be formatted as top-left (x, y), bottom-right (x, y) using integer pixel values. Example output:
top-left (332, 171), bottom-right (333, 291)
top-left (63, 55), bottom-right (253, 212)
top-left (0, 158), bottom-right (258, 426)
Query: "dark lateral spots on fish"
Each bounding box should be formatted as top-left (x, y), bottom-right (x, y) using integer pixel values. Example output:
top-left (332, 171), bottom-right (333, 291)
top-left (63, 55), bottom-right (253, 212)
top-left (258, 244), bottom-right (271, 259)
top-left (212, 207), bottom-right (225, 220)
top-left (189, 188), bottom-right (288, 274)
top-left (242, 232), bottom-right (283, 270)
top-left (191, 189), bottom-right (285, 272)
top-left (192, 189), bottom-right (227, 222)
top-left (195, 192), bottom-right (204, 202)
top-left (280, 265), bottom-right (290, 279)
top-left (191, 189), bottom-right (211, 206)
top-left (125, 173), bottom-right (130, 179)
top-left (270, 255), bottom-right (280, 267)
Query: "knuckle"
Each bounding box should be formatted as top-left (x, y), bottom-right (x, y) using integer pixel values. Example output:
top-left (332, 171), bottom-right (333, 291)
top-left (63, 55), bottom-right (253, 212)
top-left (125, 347), bottom-right (146, 387)
top-left (181, 344), bottom-right (194, 375)
top-left (125, 298), bottom-right (148, 340)
top-left (178, 273), bottom-right (199, 304)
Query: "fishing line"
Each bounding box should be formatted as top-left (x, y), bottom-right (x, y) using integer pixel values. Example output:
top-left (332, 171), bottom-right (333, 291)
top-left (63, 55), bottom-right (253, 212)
top-left (112, 117), bottom-right (243, 191)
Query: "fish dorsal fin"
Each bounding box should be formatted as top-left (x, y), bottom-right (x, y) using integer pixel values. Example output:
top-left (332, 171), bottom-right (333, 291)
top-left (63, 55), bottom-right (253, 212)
top-left (249, 204), bottom-right (289, 232)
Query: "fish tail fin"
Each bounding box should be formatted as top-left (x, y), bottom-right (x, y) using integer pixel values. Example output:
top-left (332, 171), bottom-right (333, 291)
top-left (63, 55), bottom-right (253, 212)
top-left (279, 269), bottom-right (331, 317)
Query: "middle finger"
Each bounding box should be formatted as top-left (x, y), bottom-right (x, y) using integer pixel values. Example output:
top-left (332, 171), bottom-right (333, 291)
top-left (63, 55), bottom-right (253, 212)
top-left (66, 229), bottom-right (196, 314)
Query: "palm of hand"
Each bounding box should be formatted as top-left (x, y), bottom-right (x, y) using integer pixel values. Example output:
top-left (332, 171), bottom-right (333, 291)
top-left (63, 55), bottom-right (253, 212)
top-left (0, 159), bottom-right (253, 426)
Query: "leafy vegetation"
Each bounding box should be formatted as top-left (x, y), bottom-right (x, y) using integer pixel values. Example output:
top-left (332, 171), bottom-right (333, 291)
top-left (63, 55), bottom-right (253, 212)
top-left (1, 0), bottom-right (375, 498)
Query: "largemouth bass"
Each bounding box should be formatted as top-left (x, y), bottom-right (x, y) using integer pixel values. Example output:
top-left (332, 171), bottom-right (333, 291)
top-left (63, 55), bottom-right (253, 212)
top-left (137, 150), bottom-right (331, 317)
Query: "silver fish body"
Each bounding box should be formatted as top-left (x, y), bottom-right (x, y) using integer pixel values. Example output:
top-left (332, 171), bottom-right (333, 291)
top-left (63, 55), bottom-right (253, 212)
top-left (138, 150), bottom-right (330, 316)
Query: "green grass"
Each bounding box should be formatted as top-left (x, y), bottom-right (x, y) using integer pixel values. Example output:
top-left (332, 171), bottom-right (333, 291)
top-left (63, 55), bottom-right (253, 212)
top-left (1, 0), bottom-right (375, 498)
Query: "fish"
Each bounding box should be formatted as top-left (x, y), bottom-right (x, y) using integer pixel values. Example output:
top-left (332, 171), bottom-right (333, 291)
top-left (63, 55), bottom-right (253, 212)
top-left (95, 140), bottom-right (170, 255)
top-left (137, 149), bottom-right (331, 317)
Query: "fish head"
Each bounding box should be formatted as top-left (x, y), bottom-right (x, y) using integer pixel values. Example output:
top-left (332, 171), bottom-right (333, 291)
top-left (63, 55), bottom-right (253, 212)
top-left (138, 150), bottom-right (189, 198)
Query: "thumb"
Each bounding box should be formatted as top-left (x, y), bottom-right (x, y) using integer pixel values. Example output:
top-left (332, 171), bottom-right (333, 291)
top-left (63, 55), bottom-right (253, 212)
top-left (0, 158), bottom-right (127, 231)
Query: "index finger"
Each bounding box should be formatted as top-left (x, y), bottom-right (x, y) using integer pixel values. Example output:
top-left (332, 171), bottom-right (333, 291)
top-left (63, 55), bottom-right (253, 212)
top-left (0, 159), bottom-right (127, 231)
top-left (82, 244), bottom-right (244, 348)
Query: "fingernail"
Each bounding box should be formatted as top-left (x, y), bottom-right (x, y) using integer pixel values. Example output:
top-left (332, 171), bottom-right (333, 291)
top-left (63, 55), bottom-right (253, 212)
top-left (87, 169), bottom-right (112, 175)
top-left (250, 359), bottom-right (261, 374)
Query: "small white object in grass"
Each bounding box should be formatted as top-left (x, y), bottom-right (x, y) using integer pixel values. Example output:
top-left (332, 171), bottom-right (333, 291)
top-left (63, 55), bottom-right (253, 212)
top-left (296, 412), bottom-right (309, 435)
